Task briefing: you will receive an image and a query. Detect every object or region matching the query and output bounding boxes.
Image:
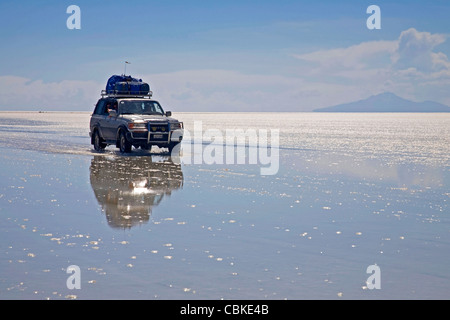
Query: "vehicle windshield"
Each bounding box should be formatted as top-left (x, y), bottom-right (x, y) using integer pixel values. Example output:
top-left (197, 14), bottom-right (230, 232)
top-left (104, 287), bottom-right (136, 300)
top-left (119, 100), bottom-right (164, 115)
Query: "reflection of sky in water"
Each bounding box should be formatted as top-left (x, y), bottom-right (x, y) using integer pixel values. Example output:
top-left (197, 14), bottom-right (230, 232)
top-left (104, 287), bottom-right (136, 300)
top-left (0, 112), bottom-right (448, 299)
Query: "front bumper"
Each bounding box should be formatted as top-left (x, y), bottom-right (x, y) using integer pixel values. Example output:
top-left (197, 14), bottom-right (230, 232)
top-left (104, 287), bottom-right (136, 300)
top-left (126, 128), bottom-right (183, 144)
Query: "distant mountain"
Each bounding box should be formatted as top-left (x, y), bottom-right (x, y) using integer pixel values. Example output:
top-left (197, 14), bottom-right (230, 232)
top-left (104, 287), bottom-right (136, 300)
top-left (314, 92), bottom-right (450, 112)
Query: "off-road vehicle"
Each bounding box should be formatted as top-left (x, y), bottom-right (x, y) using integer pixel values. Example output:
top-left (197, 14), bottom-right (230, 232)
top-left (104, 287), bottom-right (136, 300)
top-left (89, 89), bottom-right (183, 153)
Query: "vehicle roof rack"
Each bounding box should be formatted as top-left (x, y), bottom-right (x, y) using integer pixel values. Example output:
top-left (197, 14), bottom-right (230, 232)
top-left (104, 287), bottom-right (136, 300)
top-left (100, 90), bottom-right (153, 99)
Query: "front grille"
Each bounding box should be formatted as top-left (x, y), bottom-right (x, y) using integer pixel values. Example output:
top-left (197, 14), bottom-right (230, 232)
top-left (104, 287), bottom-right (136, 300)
top-left (148, 123), bottom-right (169, 133)
top-left (148, 122), bottom-right (169, 142)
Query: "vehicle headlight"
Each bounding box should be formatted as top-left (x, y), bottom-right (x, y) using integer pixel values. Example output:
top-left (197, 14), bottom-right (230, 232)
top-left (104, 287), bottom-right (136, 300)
top-left (170, 122), bottom-right (183, 130)
top-left (128, 122), bottom-right (147, 131)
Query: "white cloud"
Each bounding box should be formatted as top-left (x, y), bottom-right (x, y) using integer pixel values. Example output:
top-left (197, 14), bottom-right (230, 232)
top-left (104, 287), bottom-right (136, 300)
top-left (294, 28), bottom-right (450, 77)
top-left (393, 28), bottom-right (448, 72)
top-left (1, 29), bottom-right (449, 112)
top-left (0, 76), bottom-right (102, 111)
top-left (292, 28), bottom-right (450, 106)
top-left (293, 40), bottom-right (397, 72)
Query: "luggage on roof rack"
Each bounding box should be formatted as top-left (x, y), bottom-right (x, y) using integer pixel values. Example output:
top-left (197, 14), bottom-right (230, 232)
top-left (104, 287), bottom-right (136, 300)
top-left (105, 74), bottom-right (150, 96)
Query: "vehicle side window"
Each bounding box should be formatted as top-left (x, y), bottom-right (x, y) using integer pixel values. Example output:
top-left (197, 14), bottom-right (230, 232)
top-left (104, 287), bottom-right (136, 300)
top-left (110, 100), bottom-right (118, 113)
top-left (94, 100), bottom-right (106, 115)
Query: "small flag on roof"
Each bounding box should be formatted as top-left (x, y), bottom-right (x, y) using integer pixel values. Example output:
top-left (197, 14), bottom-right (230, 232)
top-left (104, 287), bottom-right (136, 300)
top-left (124, 61), bottom-right (131, 75)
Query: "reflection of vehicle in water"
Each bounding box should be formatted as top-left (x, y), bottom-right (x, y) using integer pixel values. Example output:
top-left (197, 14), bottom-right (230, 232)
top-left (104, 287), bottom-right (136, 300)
top-left (89, 155), bottom-right (183, 229)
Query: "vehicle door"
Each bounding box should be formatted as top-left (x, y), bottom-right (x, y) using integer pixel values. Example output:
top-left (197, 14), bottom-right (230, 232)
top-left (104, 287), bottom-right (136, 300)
top-left (91, 99), bottom-right (108, 139)
top-left (103, 98), bottom-right (120, 141)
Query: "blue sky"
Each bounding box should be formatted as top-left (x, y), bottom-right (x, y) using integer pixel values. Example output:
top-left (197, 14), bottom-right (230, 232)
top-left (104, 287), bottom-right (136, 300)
top-left (1, 0), bottom-right (450, 111)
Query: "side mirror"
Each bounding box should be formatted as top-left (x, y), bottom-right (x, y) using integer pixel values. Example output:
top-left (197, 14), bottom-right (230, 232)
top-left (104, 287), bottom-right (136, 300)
top-left (165, 111), bottom-right (172, 117)
top-left (109, 110), bottom-right (117, 117)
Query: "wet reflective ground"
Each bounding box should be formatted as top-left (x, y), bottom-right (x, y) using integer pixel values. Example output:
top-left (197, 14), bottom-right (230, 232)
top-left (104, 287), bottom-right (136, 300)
top-left (0, 112), bottom-right (449, 299)
top-left (90, 156), bottom-right (184, 229)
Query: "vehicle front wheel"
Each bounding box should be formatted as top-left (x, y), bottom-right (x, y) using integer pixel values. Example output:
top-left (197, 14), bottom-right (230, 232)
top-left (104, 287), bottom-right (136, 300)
top-left (93, 130), bottom-right (106, 152)
top-left (119, 131), bottom-right (132, 153)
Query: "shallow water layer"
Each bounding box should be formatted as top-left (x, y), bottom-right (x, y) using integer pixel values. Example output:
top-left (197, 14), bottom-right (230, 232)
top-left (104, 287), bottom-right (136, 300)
top-left (0, 112), bottom-right (448, 300)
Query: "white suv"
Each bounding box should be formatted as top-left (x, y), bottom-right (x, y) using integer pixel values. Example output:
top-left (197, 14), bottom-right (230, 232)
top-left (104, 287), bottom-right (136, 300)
top-left (89, 92), bottom-right (183, 153)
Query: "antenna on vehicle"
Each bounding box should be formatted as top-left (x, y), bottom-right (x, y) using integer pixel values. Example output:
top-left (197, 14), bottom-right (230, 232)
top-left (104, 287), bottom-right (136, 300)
top-left (124, 61), bottom-right (130, 76)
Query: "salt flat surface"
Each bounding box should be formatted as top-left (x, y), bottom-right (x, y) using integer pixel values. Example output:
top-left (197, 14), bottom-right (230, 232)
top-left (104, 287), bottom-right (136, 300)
top-left (0, 111), bottom-right (448, 299)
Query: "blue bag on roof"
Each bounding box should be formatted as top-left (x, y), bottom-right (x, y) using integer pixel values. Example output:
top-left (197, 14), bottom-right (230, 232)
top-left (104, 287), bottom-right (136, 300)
top-left (114, 81), bottom-right (130, 94)
top-left (129, 81), bottom-right (150, 95)
top-left (106, 75), bottom-right (150, 95)
top-left (106, 75), bottom-right (126, 93)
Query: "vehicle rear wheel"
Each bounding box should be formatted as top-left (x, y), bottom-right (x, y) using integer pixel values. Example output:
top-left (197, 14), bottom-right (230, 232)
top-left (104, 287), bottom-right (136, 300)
top-left (119, 131), bottom-right (132, 153)
top-left (93, 130), bottom-right (106, 152)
